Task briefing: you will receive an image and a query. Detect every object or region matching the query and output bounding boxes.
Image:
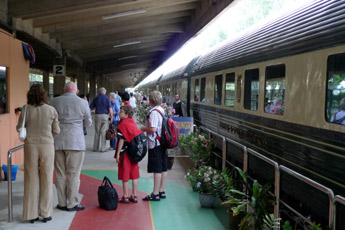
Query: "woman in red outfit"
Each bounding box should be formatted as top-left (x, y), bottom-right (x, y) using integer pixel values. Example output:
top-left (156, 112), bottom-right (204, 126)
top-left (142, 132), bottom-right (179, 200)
top-left (115, 105), bottom-right (141, 203)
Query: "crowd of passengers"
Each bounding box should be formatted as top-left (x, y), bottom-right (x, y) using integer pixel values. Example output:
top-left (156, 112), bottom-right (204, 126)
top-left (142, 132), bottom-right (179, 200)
top-left (16, 82), bottom-right (184, 224)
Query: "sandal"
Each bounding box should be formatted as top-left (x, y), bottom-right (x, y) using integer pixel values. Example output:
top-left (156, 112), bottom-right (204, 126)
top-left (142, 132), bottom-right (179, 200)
top-left (119, 196), bottom-right (130, 203)
top-left (129, 195), bottom-right (138, 203)
top-left (142, 193), bottom-right (160, 201)
top-left (159, 191), bottom-right (166, 199)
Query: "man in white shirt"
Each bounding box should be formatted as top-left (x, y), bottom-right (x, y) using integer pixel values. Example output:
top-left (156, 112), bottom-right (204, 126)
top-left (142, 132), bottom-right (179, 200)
top-left (129, 92), bottom-right (137, 109)
top-left (140, 91), bottom-right (167, 201)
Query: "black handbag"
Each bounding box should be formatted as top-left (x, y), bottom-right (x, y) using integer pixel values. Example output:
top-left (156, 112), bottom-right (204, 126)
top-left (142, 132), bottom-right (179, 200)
top-left (97, 176), bottom-right (118, 210)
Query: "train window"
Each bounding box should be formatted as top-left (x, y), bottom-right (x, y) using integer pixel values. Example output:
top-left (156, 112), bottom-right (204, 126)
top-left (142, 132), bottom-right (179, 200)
top-left (194, 79), bottom-right (200, 101)
top-left (225, 73), bottom-right (235, 107)
top-left (171, 82), bottom-right (177, 95)
top-left (244, 69), bottom-right (259, 111)
top-left (265, 64), bottom-right (285, 115)
top-left (0, 66), bottom-right (7, 114)
top-left (326, 53), bottom-right (345, 124)
top-left (200, 77), bottom-right (206, 103)
top-left (214, 75), bottom-right (222, 105)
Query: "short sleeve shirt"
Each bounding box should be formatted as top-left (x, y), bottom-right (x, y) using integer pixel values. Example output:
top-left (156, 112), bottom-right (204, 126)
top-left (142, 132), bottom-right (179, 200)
top-left (148, 106), bottom-right (164, 149)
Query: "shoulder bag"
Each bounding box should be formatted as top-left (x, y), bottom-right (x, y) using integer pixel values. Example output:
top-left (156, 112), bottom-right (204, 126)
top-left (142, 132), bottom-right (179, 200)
top-left (18, 105), bottom-right (27, 142)
top-left (106, 123), bottom-right (117, 140)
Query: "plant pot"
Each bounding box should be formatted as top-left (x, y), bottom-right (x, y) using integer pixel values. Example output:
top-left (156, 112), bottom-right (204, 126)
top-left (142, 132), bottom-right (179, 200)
top-left (199, 193), bottom-right (215, 208)
top-left (190, 180), bottom-right (198, 192)
top-left (167, 156), bottom-right (174, 170)
top-left (228, 210), bottom-right (245, 230)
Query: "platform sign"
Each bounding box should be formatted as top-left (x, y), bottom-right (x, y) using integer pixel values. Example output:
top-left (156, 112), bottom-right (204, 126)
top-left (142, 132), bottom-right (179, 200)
top-left (53, 65), bottom-right (66, 76)
top-left (167, 117), bottom-right (193, 157)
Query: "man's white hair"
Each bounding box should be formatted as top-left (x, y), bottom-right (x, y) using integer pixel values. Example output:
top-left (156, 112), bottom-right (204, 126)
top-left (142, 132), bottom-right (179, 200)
top-left (99, 87), bottom-right (106, 95)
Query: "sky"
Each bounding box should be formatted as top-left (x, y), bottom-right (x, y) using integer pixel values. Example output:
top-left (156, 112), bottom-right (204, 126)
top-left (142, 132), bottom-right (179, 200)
top-left (136, 0), bottom-right (314, 88)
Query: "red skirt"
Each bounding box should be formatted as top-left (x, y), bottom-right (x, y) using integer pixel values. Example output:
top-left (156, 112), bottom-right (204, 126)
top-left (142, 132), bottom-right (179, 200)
top-left (118, 152), bottom-right (140, 181)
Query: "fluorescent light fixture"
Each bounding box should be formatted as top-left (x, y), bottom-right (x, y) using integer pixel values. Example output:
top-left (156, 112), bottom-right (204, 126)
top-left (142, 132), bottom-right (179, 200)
top-left (118, 55), bottom-right (138, 60)
top-left (121, 63), bottom-right (137, 68)
top-left (102, 9), bottom-right (147, 20)
top-left (113, 41), bottom-right (141, 48)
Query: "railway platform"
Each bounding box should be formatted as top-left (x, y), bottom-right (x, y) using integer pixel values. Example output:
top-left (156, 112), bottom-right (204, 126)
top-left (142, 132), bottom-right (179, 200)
top-left (0, 121), bottom-right (228, 230)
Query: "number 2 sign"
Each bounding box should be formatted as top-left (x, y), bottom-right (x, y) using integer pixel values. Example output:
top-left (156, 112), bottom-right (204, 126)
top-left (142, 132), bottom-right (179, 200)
top-left (53, 65), bottom-right (66, 76)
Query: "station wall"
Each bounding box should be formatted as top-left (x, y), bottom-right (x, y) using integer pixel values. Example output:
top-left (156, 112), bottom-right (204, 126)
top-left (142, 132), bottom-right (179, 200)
top-left (0, 29), bottom-right (30, 177)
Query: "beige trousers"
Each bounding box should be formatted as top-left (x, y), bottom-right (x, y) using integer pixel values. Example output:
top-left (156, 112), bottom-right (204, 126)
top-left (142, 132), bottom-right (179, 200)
top-left (54, 150), bottom-right (84, 209)
top-left (23, 143), bottom-right (54, 220)
top-left (93, 114), bottom-right (109, 152)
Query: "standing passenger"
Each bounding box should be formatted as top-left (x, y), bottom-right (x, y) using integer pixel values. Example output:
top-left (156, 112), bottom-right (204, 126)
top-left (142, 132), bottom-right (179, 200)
top-left (141, 91), bottom-right (167, 201)
top-left (17, 84), bottom-right (60, 223)
top-left (122, 92), bottom-right (131, 106)
top-left (90, 87), bottom-right (113, 152)
top-left (50, 82), bottom-right (92, 212)
top-left (173, 94), bottom-right (184, 117)
top-left (109, 92), bottom-right (120, 149)
top-left (129, 92), bottom-right (137, 109)
top-left (115, 106), bottom-right (141, 203)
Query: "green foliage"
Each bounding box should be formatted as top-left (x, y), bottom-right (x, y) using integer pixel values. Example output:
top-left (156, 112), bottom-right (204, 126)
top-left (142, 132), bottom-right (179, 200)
top-left (282, 221), bottom-right (292, 230)
top-left (211, 168), bottom-right (233, 202)
top-left (135, 99), bottom-right (151, 126)
top-left (310, 222), bottom-right (322, 230)
top-left (223, 167), bottom-right (276, 230)
top-left (180, 131), bottom-right (214, 167)
top-left (185, 166), bottom-right (219, 194)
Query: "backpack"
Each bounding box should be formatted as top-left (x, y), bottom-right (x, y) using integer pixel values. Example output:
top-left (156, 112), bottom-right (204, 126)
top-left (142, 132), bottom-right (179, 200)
top-left (332, 113), bottom-right (345, 124)
top-left (154, 109), bottom-right (179, 149)
top-left (126, 133), bottom-right (147, 162)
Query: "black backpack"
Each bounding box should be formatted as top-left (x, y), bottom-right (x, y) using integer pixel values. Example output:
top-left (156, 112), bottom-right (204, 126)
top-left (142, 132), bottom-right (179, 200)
top-left (126, 133), bottom-right (148, 162)
top-left (97, 176), bottom-right (118, 211)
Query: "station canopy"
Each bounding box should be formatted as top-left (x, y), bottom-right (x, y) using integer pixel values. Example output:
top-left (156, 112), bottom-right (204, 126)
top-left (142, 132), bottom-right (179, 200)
top-left (7, 0), bottom-right (234, 88)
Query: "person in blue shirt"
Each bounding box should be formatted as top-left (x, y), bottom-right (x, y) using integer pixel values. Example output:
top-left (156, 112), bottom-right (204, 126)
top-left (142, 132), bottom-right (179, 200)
top-left (109, 92), bottom-right (120, 149)
top-left (115, 91), bottom-right (122, 104)
top-left (90, 87), bottom-right (113, 152)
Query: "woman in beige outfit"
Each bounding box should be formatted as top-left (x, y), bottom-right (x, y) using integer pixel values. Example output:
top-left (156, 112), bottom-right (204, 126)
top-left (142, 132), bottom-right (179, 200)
top-left (16, 84), bottom-right (60, 223)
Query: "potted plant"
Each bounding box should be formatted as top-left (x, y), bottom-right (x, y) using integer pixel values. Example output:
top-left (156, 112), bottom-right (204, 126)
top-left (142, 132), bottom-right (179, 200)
top-left (223, 167), bottom-right (276, 230)
top-left (186, 165), bottom-right (218, 208)
top-left (180, 131), bottom-right (214, 167)
top-left (212, 168), bottom-right (245, 230)
top-left (185, 168), bottom-right (202, 192)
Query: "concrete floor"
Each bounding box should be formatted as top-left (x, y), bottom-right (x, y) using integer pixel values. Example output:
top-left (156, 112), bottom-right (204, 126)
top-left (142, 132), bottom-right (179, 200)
top-left (0, 116), bottom-right (189, 230)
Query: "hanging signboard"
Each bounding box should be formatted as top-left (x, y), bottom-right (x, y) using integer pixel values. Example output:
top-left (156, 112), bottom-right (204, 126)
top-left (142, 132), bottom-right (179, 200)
top-left (167, 117), bottom-right (194, 157)
top-left (53, 65), bottom-right (66, 77)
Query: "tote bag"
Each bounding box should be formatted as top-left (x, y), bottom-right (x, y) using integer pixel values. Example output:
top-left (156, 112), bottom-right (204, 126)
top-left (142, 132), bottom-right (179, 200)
top-left (18, 105), bottom-right (27, 142)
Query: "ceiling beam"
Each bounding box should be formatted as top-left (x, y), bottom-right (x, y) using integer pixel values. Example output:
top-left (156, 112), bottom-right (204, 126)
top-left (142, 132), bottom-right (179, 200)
top-left (9, 0), bottom-right (133, 19)
top-left (75, 34), bottom-right (170, 55)
top-left (55, 17), bottom-right (186, 43)
top-left (32, 0), bottom-right (199, 28)
top-left (42, 5), bottom-right (196, 33)
top-left (62, 24), bottom-right (183, 50)
top-left (78, 40), bottom-right (167, 59)
top-left (85, 46), bottom-right (165, 63)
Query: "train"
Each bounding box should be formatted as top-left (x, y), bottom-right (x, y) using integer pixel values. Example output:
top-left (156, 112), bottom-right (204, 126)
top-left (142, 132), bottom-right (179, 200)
top-left (136, 0), bottom-right (345, 228)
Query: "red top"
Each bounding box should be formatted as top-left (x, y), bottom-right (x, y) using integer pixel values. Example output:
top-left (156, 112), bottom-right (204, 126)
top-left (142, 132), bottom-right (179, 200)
top-left (114, 117), bottom-right (142, 158)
